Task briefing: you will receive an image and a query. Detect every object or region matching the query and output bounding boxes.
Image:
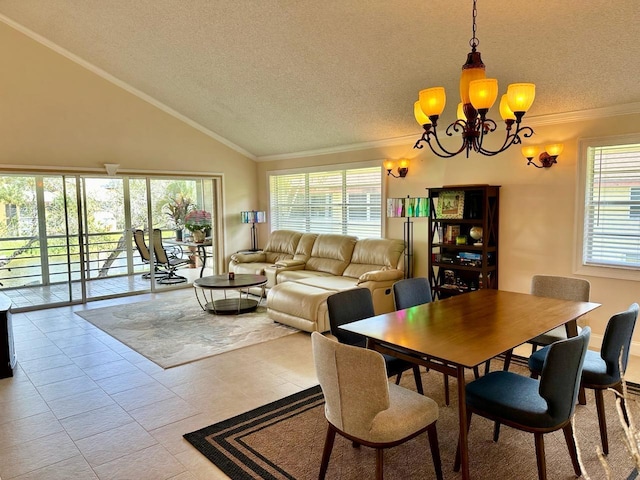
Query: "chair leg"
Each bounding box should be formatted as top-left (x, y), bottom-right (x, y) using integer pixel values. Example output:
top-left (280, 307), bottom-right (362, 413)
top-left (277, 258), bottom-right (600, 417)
top-left (412, 365), bottom-right (424, 394)
top-left (534, 432), bottom-right (547, 480)
top-left (376, 448), bottom-right (384, 480)
top-left (473, 365), bottom-right (480, 379)
top-left (594, 388), bottom-right (609, 455)
top-left (427, 423), bottom-right (444, 480)
top-left (562, 423), bottom-right (581, 477)
top-left (503, 348), bottom-right (513, 371)
top-left (443, 374), bottom-right (450, 406)
top-left (319, 423), bottom-right (336, 480)
top-left (395, 372), bottom-right (402, 385)
top-left (493, 421), bottom-right (501, 442)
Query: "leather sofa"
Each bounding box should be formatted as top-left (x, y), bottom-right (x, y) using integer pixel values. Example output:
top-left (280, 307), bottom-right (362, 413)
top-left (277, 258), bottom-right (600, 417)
top-left (229, 230), bottom-right (405, 332)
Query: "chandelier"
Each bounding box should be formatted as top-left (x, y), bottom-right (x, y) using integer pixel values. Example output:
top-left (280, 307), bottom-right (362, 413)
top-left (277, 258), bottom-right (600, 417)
top-left (413, 0), bottom-right (536, 158)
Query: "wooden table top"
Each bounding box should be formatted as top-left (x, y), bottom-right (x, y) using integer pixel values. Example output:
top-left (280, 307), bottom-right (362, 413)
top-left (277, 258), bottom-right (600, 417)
top-left (340, 289), bottom-right (601, 369)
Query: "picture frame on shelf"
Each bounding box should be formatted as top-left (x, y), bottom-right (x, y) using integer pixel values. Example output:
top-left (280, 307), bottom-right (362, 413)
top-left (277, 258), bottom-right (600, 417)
top-left (436, 190), bottom-right (465, 219)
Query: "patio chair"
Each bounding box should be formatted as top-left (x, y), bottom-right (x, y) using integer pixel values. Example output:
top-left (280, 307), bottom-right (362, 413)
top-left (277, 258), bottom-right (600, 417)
top-left (152, 229), bottom-right (190, 284)
top-left (133, 229), bottom-right (168, 280)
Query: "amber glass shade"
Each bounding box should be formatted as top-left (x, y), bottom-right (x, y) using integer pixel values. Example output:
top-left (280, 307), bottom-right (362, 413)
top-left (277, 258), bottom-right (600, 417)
top-left (499, 94), bottom-right (516, 121)
top-left (383, 159), bottom-right (395, 171)
top-left (413, 101), bottom-right (431, 126)
top-left (469, 78), bottom-right (498, 110)
top-left (460, 64), bottom-right (486, 104)
top-left (398, 158), bottom-right (409, 169)
top-left (506, 83), bottom-right (536, 113)
top-left (545, 143), bottom-right (564, 156)
top-left (419, 87), bottom-right (446, 117)
top-left (456, 102), bottom-right (465, 121)
top-left (521, 145), bottom-right (540, 159)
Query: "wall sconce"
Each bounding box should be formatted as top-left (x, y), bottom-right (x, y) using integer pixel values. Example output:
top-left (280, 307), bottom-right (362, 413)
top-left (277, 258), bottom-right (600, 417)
top-left (521, 144), bottom-right (564, 168)
top-left (384, 159), bottom-right (409, 178)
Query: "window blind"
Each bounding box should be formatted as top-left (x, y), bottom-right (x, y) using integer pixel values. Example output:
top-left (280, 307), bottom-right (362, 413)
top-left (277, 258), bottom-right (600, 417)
top-left (583, 143), bottom-right (640, 269)
top-left (269, 166), bottom-right (382, 238)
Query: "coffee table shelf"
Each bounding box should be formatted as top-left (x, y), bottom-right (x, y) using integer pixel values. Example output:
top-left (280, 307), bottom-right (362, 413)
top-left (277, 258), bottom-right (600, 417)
top-left (193, 274), bottom-right (267, 315)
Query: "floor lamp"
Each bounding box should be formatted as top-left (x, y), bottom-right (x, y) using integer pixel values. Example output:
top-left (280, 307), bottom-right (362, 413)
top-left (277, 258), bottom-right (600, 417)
top-left (240, 210), bottom-right (266, 251)
top-left (387, 196), bottom-right (429, 278)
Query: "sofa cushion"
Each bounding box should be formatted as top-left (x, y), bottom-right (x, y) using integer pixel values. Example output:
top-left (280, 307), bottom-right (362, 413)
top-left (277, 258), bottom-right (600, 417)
top-left (262, 230), bottom-right (303, 263)
top-left (295, 275), bottom-right (359, 291)
top-left (342, 238), bottom-right (405, 279)
top-left (233, 262), bottom-right (273, 276)
top-left (276, 269), bottom-right (333, 284)
top-left (305, 234), bottom-right (357, 276)
top-left (292, 233), bottom-right (318, 262)
top-left (267, 282), bottom-right (335, 323)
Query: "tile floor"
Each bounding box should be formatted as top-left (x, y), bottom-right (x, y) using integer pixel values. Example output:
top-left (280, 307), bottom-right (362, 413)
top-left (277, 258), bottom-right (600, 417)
top-left (0, 289), bottom-right (317, 479)
top-left (2, 291), bottom-right (639, 479)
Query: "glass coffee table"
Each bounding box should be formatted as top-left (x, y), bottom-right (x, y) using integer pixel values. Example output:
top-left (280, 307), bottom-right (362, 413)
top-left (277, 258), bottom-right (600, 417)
top-left (193, 274), bottom-right (267, 314)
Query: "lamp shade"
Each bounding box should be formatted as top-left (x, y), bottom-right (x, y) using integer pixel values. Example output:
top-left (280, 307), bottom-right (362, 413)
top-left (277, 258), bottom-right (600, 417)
top-left (387, 197), bottom-right (429, 218)
top-left (419, 87), bottom-right (446, 117)
top-left (506, 83), bottom-right (536, 113)
top-left (413, 101), bottom-right (431, 126)
top-left (469, 78), bottom-right (498, 110)
top-left (241, 211), bottom-right (266, 224)
top-left (499, 94), bottom-right (516, 121)
top-left (545, 143), bottom-right (564, 156)
top-left (521, 145), bottom-right (540, 159)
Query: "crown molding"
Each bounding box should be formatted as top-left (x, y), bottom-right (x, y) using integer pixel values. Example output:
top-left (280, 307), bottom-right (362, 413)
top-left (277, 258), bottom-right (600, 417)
top-left (257, 102), bottom-right (640, 162)
top-left (0, 15), bottom-right (257, 161)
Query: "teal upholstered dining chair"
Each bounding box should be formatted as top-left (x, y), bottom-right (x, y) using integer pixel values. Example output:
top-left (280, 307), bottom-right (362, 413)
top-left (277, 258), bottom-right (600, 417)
top-left (455, 327), bottom-right (591, 480)
top-left (392, 277), bottom-right (452, 405)
top-left (311, 332), bottom-right (443, 480)
top-left (529, 303), bottom-right (638, 454)
top-left (327, 288), bottom-right (424, 394)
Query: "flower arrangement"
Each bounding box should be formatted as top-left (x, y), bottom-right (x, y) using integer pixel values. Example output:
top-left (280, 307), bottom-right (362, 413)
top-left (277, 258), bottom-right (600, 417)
top-left (184, 210), bottom-right (212, 232)
top-left (164, 194), bottom-right (193, 229)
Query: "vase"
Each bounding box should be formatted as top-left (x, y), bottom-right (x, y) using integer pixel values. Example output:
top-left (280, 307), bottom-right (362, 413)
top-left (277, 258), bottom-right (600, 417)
top-left (175, 229), bottom-right (183, 242)
top-left (192, 230), bottom-right (206, 243)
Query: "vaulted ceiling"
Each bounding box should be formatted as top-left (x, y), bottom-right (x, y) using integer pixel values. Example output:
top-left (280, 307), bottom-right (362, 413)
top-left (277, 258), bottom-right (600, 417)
top-left (1, 1), bottom-right (639, 159)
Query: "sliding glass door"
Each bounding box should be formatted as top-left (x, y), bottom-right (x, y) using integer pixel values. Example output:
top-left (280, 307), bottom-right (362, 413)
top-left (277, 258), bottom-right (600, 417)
top-left (0, 173), bottom-right (220, 310)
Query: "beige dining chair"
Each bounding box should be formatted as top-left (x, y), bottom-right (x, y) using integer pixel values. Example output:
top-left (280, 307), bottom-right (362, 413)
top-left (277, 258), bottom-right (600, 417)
top-left (503, 275), bottom-right (590, 371)
top-left (311, 332), bottom-right (443, 480)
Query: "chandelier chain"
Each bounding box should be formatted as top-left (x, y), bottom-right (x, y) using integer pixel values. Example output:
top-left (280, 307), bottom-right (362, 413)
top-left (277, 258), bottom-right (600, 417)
top-left (469, 0), bottom-right (479, 50)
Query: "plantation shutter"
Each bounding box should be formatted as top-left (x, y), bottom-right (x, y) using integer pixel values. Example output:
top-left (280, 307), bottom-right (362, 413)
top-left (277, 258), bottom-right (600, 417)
top-left (269, 166), bottom-right (382, 238)
top-left (583, 143), bottom-right (640, 268)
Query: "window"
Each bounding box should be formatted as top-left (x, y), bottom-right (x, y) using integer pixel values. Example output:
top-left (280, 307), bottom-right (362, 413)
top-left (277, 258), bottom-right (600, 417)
top-left (578, 138), bottom-right (640, 275)
top-left (269, 166), bottom-right (382, 238)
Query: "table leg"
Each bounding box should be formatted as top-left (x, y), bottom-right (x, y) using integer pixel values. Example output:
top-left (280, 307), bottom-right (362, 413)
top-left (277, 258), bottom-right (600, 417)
top-left (457, 365), bottom-right (470, 479)
top-left (198, 245), bottom-right (207, 278)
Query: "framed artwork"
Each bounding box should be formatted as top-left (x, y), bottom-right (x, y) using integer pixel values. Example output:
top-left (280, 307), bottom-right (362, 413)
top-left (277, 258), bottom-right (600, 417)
top-left (436, 190), bottom-right (465, 219)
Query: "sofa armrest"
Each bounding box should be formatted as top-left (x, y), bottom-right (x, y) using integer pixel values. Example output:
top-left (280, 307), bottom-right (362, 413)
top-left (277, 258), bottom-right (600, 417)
top-left (357, 269), bottom-right (404, 284)
top-left (275, 259), bottom-right (306, 269)
top-left (230, 252), bottom-right (266, 264)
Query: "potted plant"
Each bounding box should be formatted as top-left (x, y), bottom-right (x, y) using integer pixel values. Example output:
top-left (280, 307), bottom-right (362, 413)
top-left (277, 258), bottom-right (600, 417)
top-left (164, 194), bottom-right (193, 241)
top-left (185, 209), bottom-right (212, 243)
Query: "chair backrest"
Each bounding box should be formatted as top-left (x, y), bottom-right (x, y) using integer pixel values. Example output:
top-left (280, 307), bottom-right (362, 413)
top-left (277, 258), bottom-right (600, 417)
top-left (133, 229), bottom-right (151, 262)
top-left (539, 327), bottom-right (591, 424)
top-left (600, 303), bottom-right (639, 379)
top-left (530, 275), bottom-right (590, 302)
top-left (326, 288), bottom-right (374, 347)
top-left (311, 332), bottom-right (390, 438)
top-left (393, 277), bottom-right (432, 310)
top-left (152, 229), bottom-right (170, 264)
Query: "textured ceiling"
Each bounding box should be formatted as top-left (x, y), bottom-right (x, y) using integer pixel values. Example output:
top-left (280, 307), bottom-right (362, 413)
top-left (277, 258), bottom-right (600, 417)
top-left (1, 0), bottom-right (639, 159)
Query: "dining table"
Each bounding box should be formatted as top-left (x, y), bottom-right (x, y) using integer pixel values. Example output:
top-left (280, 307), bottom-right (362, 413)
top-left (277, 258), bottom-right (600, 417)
top-left (339, 288), bottom-right (601, 480)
